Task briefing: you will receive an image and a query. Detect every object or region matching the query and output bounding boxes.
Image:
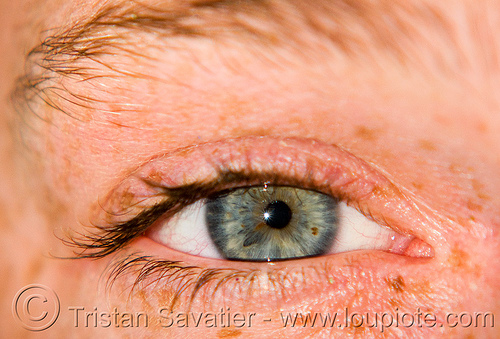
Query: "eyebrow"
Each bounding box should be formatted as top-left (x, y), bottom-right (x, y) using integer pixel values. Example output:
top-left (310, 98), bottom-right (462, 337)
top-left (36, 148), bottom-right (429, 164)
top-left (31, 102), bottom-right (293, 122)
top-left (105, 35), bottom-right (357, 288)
top-left (12, 0), bottom-right (472, 125)
top-left (24, 0), bottom-right (461, 68)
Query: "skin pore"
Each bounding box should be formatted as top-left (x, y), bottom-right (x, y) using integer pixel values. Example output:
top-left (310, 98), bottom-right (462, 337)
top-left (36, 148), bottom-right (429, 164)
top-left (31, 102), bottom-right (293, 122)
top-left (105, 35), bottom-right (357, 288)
top-left (1, 0), bottom-right (499, 337)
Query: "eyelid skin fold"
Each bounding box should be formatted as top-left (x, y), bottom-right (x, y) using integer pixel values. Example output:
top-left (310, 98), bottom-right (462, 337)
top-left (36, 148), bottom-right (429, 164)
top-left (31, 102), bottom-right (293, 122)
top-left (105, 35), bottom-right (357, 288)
top-left (95, 136), bottom-right (444, 251)
top-left (64, 135), bottom-right (442, 273)
top-left (62, 136), bottom-right (476, 337)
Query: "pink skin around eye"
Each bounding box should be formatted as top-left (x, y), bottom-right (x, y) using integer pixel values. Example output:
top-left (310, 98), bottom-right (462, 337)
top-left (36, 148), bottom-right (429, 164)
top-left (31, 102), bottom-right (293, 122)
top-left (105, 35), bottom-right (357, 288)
top-left (109, 137), bottom-right (449, 251)
top-left (87, 136), bottom-right (471, 338)
top-left (2, 0), bottom-right (500, 338)
top-left (134, 137), bottom-right (434, 259)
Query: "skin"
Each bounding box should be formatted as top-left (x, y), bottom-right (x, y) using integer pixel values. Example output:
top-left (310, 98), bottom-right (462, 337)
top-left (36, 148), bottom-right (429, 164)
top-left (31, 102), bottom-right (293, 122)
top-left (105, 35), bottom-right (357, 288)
top-left (1, 0), bottom-right (499, 337)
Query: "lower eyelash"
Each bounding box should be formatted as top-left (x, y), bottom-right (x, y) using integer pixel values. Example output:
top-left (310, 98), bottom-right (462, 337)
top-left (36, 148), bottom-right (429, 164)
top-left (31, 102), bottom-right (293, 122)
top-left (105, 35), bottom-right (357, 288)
top-left (105, 252), bottom-right (260, 311)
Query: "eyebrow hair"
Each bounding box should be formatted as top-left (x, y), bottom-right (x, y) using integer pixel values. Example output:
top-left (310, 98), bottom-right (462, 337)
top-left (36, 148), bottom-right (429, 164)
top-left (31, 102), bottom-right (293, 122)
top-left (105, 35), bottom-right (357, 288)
top-left (23, 0), bottom-right (461, 71)
top-left (11, 0), bottom-right (479, 128)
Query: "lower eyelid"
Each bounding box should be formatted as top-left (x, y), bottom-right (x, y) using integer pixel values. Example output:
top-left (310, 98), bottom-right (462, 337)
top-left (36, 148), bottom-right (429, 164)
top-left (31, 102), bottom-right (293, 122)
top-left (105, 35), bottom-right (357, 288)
top-left (80, 136), bottom-right (454, 331)
top-left (107, 236), bottom-right (437, 315)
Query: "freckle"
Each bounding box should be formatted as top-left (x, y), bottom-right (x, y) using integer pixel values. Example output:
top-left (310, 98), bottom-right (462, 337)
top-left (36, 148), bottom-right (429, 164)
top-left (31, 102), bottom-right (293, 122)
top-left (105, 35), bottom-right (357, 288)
top-left (472, 180), bottom-right (491, 200)
top-left (134, 289), bottom-right (155, 315)
top-left (217, 328), bottom-right (242, 338)
top-left (466, 199), bottom-right (483, 212)
top-left (449, 163), bottom-right (461, 173)
top-left (231, 127), bottom-right (272, 137)
top-left (453, 216), bottom-right (476, 231)
top-left (476, 121), bottom-right (487, 133)
top-left (473, 264), bottom-right (483, 278)
top-left (176, 148), bottom-right (191, 156)
top-left (58, 157), bottom-right (73, 193)
top-left (448, 246), bottom-right (469, 269)
top-left (120, 191), bottom-right (136, 209)
top-left (471, 179), bottom-right (484, 191)
top-left (477, 192), bottom-right (490, 200)
top-left (407, 280), bottom-right (432, 297)
top-left (418, 139), bottom-right (437, 151)
top-left (433, 113), bottom-right (450, 125)
top-left (289, 116), bottom-right (306, 127)
top-left (386, 275), bottom-right (405, 292)
top-left (354, 126), bottom-right (378, 141)
top-left (46, 139), bottom-right (55, 154)
top-left (354, 326), bottom-right (366, 335)
top-left (25, 257), bottom-right (45, 282)
top-left (293, 316), bottom-right (304, 326)
top-left (371, 185), bottom-right (394, 199)
top-left (311, 227), bottom-right (318, 235)
top-left (218, 114), bottom-right (227, 124)
top-left (411, 182), bottom-right (423, 190)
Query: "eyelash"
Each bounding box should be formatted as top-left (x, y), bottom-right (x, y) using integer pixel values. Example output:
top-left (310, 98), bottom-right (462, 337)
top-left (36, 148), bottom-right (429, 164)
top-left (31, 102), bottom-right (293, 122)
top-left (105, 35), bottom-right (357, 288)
top-left (61, 136), bottom-right (431, 309)
top-left (64, 169), bottom-right (336, 259)
top-left (65, 170), bottom-right (337, 308)
top-left (106, 253), bottom-right (257, 310)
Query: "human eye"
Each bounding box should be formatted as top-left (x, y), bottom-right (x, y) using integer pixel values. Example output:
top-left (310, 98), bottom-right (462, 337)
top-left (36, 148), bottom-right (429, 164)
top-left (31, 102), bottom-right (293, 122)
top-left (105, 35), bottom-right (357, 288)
top-left (149, 185), bottom-right (414, 262)
top-left (66, 136), bottom-right (435, 309)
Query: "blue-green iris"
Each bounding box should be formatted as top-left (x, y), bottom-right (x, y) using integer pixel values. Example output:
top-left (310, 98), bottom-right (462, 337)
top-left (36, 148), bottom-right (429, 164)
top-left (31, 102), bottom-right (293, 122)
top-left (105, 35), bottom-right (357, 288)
top-left (206, 186), bottom-right (339, 261)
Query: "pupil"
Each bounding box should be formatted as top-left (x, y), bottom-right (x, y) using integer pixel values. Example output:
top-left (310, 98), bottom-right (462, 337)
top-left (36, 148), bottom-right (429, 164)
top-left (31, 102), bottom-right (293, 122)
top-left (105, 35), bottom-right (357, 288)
top-left (263, 200), bottom-right (292, 229)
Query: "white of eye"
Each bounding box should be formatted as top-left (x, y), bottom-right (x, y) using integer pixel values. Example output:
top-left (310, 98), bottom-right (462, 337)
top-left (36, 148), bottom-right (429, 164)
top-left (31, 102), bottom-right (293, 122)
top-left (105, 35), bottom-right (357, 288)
top-left (148, 200), bottom-right (400, 259)
top-left (330, 203), bottom-right (396, 253)
top-left (149, 201), bottom-right (224, 258)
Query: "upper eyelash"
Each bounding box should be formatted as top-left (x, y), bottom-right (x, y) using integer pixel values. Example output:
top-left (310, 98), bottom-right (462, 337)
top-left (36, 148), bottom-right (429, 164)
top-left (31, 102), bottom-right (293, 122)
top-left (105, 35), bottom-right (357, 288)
top-left (59, 153), bottom-right (424, 311)
top-left (62, 184), bottom-right (203, 259)
top-left (59, 168), bottom-right (352, 309)
top-left (62, 203), bottom-right (174, 259)
top-left (63, 169), bottom-right (334, 259)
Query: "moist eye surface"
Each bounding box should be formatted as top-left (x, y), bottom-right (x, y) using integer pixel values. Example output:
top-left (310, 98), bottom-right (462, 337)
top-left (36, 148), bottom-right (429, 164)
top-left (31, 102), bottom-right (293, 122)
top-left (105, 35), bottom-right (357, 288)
top-left (206, 186), bottom-right (339, 261)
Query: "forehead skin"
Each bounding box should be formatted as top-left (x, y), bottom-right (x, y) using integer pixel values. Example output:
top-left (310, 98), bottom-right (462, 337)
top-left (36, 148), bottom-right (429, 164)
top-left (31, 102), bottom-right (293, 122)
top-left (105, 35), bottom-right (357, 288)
top-left (1, 0), bottom-right (500, 338)
top-left (10, 0), bottom-right (500, 218)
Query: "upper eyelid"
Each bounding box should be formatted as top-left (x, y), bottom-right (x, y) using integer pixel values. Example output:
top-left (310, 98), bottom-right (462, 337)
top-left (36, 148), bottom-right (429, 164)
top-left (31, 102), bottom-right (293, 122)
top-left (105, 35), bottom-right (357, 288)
top-left (88, 136), bottom-right (444, 251)
top-left (66, 174), bottom-right (327, 260)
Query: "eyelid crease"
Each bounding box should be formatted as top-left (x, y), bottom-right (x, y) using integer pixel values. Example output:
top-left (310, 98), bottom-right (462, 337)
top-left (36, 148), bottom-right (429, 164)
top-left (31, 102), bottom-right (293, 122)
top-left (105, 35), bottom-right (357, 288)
top-left (132, 136), bottom-right (443, 241)
top-left (65, 169), bottom-right (342, 259)
top-left (360, 156), bottom-right (472, 237)
top-left (67, 136), bottom-right (439, 261)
